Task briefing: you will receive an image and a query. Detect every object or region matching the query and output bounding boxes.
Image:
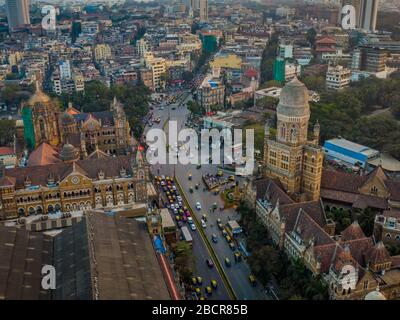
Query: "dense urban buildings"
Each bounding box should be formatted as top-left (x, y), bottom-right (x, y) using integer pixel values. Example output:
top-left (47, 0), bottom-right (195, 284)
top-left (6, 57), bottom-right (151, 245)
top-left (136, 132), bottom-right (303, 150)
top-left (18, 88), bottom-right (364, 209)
top-left (0, 0), bottom-right (400, 303)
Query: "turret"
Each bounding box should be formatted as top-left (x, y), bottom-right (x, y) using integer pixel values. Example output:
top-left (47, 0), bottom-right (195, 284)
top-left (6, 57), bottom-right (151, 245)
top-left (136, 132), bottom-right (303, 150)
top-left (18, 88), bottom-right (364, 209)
top-left (313, 120), bottom-right (320, 146)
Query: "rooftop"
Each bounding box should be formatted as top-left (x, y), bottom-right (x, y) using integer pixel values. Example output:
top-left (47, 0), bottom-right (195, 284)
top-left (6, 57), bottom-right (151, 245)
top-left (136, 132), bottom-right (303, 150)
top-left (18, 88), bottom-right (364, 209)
top-left (325, 138), bottom-right (379, 157)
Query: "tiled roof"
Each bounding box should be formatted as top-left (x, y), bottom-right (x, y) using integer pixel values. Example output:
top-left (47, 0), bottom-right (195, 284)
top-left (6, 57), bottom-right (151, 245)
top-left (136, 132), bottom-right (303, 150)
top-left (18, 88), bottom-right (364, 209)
top-left (341, 221), bottom-right (366, 241)
top-left (321, 169), bottom-right (366, 193)
top-left (27, 142), bottom-right (61, 167)
top-left (313, 243), bottom-right (340, 273)
top-left (4, 155), bottom-right (133, 188)
top-left (0, 147), bottom-right (14, 156)
top-left (254, 178), bottom-right (294, 206)
top-left (366, 241), bottom-right (391, 266)
top-left (291, 209), bottom-right (334, 247)
top-left (383, 210), bottom-right (400, 218)
top-left (343, 237), bottom-right (374, 267)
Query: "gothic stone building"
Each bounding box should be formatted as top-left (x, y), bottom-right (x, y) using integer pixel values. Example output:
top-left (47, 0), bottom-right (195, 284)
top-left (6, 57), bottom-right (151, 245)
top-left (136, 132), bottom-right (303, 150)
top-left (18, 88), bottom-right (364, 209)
top-left (0, 151), bottom-right (151, 220)
top-left (263, 78), bottom-right (323, 202)
top-left (22, 84), bottom-right (131, 158)
top-left (250, 78), bottom-right (400, 299)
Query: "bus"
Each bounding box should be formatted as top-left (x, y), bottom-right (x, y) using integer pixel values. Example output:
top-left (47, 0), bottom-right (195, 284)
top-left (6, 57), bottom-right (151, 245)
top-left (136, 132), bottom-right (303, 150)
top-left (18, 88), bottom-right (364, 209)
top-left (181, 226), bottom-right (193, 245)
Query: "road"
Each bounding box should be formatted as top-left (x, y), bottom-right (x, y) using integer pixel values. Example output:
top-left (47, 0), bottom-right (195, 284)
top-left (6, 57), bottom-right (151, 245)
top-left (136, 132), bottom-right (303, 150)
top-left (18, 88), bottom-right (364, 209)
top-left (148, 96), bottom-right (230, 300)
top-left (145, 91), bottom-right (268, 300)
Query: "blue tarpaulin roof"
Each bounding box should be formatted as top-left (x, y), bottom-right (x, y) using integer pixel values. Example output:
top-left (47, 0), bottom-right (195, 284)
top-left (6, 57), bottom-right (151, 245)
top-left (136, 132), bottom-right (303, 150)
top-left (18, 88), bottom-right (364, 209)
top-left (154, 235), bottom-right (166, 254)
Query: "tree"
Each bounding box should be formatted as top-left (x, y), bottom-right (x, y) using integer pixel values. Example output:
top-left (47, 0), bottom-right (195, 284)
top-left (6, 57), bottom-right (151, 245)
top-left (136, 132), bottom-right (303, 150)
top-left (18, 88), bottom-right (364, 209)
top-left (302, 76), bottom-right (326, 92)
top-left (171, 241), bottom-right (195, 284)
top-left (187, 100), bottom-right (204, 117)
top-left (306, 28), bottom-right (317, 47)
top-left (182, 71), bottom-right (194, 83)
top-left (0, 120), bottom-right (16, 146)
top-left (256, 96), bottom-right (278, 110)
top-left (357, 208), bottom-right (378, 237)
top-left (248, 245), bottom-right (282, 285)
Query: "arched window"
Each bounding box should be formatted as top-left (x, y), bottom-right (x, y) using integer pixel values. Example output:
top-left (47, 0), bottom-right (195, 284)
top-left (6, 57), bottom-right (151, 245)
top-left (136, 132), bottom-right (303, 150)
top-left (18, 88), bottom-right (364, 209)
top-left (280, 124), bottom-right (286, 140)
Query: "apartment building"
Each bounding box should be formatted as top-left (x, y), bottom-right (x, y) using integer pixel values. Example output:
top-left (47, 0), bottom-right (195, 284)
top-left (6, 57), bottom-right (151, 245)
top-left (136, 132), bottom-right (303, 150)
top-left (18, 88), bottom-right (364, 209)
top-left (326, 65), bottom-right (351, 91)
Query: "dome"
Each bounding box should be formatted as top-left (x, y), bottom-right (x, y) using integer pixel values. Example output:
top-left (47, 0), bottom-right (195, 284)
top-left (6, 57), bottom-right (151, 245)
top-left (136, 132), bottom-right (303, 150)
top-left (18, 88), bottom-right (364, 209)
top-left (61, 112), bottom-right (75, 125)
top-left (60, 144), bottom-right (78, 162)
top-left (364, 288), bottom-right (386, 300)
top-left (276, 78), bottom-right (310, 118)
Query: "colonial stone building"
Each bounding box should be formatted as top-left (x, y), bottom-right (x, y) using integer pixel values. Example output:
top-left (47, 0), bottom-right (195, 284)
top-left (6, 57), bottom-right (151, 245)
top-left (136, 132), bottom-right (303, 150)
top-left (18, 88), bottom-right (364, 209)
top-left (21, 84), bottom-right (131, 157)
top-left (263, 78), bottom-right (323, 202)
top-left (0, 150), bottom-right (152, 220)
top-left (249, 77), bottom-right (400, 300)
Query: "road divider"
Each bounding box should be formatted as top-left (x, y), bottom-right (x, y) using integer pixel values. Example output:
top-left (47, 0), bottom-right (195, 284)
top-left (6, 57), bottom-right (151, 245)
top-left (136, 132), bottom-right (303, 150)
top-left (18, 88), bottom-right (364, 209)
top-left (174, 176), bottom-right (237, 301)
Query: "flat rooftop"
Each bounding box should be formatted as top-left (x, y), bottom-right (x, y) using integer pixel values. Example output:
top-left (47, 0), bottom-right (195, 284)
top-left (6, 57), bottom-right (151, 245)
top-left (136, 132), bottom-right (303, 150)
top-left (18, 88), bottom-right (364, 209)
top-left (325, 138), bottom-right (379, 157)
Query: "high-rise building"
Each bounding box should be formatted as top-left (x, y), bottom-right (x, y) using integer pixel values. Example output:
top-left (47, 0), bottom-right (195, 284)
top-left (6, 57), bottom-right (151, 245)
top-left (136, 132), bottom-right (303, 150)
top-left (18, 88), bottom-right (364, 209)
top-left (5, 0), bottom-right (31, 31)
top-left (338, 0), bottom-right (362, 28)
top-left (199, 0), bottom-right (208, 22)
top-left (339, 0), bottom-right (379, 32)
top-left (360, 0), bottom-right (379, 32)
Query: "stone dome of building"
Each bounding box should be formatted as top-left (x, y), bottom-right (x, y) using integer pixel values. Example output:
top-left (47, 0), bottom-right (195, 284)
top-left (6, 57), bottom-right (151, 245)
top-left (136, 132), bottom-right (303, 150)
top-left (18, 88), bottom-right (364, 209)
top-left (276, 78), bottom-right (310, 118)
top-left (60, 143), bottom-right (78, 162)
top-left (61, 112), bottom-right (75, 125)
top-left (364, 287), bottom-right (386, 300)
top-left (28, 81), bottom-right (52, 105)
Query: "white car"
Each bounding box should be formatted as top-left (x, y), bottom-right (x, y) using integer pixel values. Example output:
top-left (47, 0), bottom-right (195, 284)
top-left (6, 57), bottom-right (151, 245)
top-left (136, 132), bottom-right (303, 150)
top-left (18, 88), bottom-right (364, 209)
top-left (187, 217), bottom-right (193, 224)
top-left (201, 219), bottom-right (207, 228)
top-left (190, 223), bottom-right (196, 231)
top-left (195, 202), bottom-right (201, 210)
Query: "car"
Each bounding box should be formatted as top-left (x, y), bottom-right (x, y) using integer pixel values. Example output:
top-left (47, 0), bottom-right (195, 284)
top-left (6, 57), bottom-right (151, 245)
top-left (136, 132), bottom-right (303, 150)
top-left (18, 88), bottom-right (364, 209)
top-left (228, 175), bottom-right (235, 181)
top-left (217, 222), bottom-right (224, 230)
top-left (212, 203), bottom-right (217, 209)
top-left (217, 170), bottom-right (223, 177)
top-left (211, 280), bottom-right (217, 289)
top-left (189, 187), bottom-right (194, 193)
top-left (225, 235), bottom-right (232, 243)
top-left (216, 218), bottom-right (221, 224)
top-left (197, 277), bottom-right (202, 284)
top-left (212, 234), bottom-right (218, 243)
top-left (225, 258), bottom-right (231, 267)
top-left (205, 286), bottom-right (212, 295)
top-left (229, 242), bottom-right (235, 250)
top-left (195, 183), bottom-right (199, 190)
top-left (182, 215), bottom-right (187, 222)
top-left (206, 259), bottom-right (214, 268)
top-left (222, 229), bottom-right (228, 237)
top-left (195, 202), bottom-right (201, 210)
top-left (201, 219), bottom-right (207, 228)
top-left (177, 196), bottom-right (182, 201)
top-left (249, 275), bottom-right (257, 286)
top-left (188, 173), bottom-right (192, 180)
top-left (192, 277), bottom-right (197, 285)
top-left (173, 208), bottom-right (178, 215)
top-left (195, 287), bottom-right (201, 294)
top-left (196, 164), bottom-right (202, 169)
top-left (177, 221), bottom-right (183, 228)
top-left (202, 214), bottom-right (207, 221)
top-left (175, 215), bottom-right (181, 221)
top-left (234, 252), bottom-right (242, 262)
top-left (190, 223), bottom-right (196, 231)
top-left (199, 295), bottom-right (206, 300)
top-left (187, 217), bottom-right (193, 223)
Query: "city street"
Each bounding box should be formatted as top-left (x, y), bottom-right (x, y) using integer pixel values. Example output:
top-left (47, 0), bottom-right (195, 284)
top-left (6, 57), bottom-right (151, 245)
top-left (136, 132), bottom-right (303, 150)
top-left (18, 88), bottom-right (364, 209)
top-left (145, 92), bottom-right (267, 300)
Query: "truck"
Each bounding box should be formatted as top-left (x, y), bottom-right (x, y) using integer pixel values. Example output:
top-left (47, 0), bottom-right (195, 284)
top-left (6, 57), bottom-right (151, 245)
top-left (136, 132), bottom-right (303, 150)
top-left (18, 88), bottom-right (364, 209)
top-left (181, 226), bottom-right (193, 245)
